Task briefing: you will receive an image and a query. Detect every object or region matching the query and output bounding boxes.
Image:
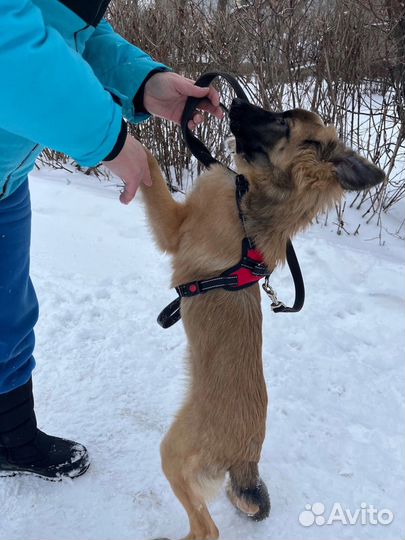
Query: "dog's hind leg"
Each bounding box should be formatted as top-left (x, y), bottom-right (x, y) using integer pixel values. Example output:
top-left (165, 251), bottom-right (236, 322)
top-left (226, 461), bottom-right (270, 521)
top-left (141, 148), bottom-right (186, 254)
top-left (161, 434), bottom-right (221, 540)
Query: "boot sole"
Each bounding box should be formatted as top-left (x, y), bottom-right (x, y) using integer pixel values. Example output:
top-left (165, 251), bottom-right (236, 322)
top-left (0, 460), bottom-right (90, 481)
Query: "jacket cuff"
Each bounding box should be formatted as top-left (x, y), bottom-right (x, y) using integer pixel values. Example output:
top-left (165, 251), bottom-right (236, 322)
top-left (133, 68), bottom-right (168, 114)
top-left (102, 117), bottom-right (127, 161)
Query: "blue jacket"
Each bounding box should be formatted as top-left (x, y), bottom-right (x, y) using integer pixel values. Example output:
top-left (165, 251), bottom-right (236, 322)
top-left (0, 0), bottom-right (168, 200)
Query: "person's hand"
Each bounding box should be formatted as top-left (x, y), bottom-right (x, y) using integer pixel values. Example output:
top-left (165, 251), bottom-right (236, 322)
top-left (102, 134), bottom-right (151, 205)
top-left (143, 72), bottom-right (224, 129)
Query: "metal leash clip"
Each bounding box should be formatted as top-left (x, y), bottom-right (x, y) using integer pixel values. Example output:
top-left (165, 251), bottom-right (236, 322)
top-left (262, 276), bottom-right (286, 311)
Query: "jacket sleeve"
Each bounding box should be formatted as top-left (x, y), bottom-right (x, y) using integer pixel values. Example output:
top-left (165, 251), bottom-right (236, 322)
top-left (0, 0), bottom-right (124, 166)
top-left (83, 20), bottom-right (171, 124)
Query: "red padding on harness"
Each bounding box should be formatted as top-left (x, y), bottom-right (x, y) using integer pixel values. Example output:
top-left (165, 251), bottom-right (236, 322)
top-left (247, 248), bottom-right (264, 263)
top-left (230, 267), bottom-right (262, 287)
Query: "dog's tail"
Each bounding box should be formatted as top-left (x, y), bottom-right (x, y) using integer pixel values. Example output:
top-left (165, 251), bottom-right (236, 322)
top-left (227, 462), bottom-right (270, 521)
top-left (141, 148), bottom-right (186, 254)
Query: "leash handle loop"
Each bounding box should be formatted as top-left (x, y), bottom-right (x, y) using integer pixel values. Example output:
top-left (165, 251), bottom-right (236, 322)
top-left (181, 72), bottom-right (249, 169)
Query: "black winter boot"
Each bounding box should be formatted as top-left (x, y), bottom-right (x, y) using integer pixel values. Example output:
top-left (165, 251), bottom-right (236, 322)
top-left (0, 379), bottom-right (90, 480)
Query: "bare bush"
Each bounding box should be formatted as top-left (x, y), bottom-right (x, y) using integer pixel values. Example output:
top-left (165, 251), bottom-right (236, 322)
top-left (44, 0), bottom-right (404, 229)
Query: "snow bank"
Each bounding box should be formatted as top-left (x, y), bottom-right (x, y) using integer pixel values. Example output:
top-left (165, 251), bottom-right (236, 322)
top-left (0, 167), bottom-right (403, 540)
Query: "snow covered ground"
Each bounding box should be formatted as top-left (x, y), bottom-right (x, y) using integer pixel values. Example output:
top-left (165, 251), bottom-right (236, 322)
top-left (0, 165), bottom-right (404, 540)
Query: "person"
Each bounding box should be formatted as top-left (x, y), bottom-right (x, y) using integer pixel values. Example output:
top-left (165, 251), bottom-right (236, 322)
top-left (0, 0), bottom-right (223, 480)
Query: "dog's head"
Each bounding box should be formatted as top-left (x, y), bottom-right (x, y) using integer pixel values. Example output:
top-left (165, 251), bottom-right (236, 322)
top-left (229, 98), bottom-right (385, 194)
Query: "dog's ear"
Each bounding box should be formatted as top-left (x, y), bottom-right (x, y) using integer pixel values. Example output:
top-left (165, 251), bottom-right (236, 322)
top-left (331, 150), bottom-right (385, 191)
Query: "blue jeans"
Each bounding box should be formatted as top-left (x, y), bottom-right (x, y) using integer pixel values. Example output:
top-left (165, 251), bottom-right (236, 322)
top-left (0, 180), bottom-right (37, 394)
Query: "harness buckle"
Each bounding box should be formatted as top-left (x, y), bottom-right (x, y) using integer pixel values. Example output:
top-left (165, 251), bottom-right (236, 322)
top-left (176, 281), bottom-right (201, 297)
top-left (262, 276), bottom-right (286, 311)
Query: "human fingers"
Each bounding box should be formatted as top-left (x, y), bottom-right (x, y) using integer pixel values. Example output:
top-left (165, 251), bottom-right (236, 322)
top-left (196, 98), bottom-right (223, 120)
top-left (119, 175), bottom-right (141, 205)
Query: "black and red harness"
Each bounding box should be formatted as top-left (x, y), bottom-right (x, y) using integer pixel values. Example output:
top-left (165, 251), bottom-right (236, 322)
top-left (158, 72), bottom-right (305, 329)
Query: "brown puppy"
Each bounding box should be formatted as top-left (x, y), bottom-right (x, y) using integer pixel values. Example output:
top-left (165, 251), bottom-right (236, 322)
top-left (141, 99), bottom-right (385, 540)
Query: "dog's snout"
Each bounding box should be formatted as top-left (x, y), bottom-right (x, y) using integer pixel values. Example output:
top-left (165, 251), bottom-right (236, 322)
top-left (229, 99), bottom-right (290, 159)
top-left (230, 99), bottom-right (274, 122)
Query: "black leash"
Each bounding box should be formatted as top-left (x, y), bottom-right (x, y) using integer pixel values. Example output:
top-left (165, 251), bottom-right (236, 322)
top-left (157, 72), bottom-right (305, 329)
top-left (262, 240), bottom-right (305, 313)
top-left (181, 71), bottom-right (249, 169)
